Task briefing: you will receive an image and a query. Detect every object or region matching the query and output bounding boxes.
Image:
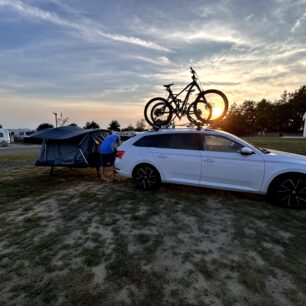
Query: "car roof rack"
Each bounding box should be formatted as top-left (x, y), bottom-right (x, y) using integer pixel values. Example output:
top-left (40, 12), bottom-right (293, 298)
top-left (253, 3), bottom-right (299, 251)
top-left (149, 122), bottom-right (214, 132)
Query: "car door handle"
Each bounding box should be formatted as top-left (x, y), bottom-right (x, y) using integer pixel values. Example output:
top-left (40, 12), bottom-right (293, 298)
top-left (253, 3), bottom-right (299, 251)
top-left (203, 159), bottom-right (215, 163)
top-left (157, 155), bottom-right (167, 159)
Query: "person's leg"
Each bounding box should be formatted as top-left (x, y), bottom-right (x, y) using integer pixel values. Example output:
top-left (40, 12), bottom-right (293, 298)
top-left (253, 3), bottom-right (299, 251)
top-left (102, 167), bottom-right (108, 182)
top-left (112, 165), bottom-right (117, 181)
top-left (99, 154), bottom-right (106, 182)
top-left (100, 167), bottom-right (103, 180)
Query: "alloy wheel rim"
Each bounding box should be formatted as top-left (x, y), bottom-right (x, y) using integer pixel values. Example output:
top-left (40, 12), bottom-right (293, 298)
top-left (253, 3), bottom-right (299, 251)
top-left (277, 178), bottom-right (306, 207)
top-left (136, 167), bottom-right (157, 188)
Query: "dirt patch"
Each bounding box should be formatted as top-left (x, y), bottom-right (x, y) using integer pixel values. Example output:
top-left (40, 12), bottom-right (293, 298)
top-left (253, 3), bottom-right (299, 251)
top-left (0, 161), bottom-right (306, 305)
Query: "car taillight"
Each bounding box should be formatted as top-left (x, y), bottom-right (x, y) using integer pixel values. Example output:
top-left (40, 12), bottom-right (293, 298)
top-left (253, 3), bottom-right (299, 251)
top-left (117, 150), bottom-right (125, 159)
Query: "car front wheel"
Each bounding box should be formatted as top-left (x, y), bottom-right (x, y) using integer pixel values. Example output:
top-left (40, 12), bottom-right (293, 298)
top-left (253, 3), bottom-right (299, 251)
top-left (133, 164), bottom-right (161, 190)
top-left (268, 174), bottom-right (306, 208)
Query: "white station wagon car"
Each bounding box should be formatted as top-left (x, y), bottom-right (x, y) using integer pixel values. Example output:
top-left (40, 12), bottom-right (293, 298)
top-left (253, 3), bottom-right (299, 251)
top-left (115, 129), bottom-right (306, 208)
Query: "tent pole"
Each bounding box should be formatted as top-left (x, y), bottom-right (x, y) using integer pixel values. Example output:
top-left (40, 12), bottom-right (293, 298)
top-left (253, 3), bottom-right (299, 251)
top-left (79, 148), bottom-right (89, 165)
top-left (44, 139), bottom-right (47, 162)
top-left (78, 135), bottom-right (89, 165)
top-left (79, 134), bottom-right (87, 146)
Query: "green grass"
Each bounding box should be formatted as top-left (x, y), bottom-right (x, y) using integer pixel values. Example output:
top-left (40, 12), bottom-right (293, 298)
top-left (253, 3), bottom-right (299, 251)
top-left (0, 148), bottom-right (306, 305)
top-left (0, 152), bottom-right (38, 163)
top-left (243, 136), bottom-right (306, 155)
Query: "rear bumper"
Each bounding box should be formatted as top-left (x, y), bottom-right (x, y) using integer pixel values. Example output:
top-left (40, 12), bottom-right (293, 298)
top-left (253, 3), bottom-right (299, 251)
top-left (114, 158), bottom-right (132, 178)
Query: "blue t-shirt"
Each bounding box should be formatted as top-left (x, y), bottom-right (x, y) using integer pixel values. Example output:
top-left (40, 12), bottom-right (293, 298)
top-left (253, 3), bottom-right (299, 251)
top-left (100, 134), bottom-right (120, 154)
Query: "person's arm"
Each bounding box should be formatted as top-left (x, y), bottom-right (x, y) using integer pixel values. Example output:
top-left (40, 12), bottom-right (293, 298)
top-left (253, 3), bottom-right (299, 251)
top-left (113, 136), bottom-right (120, 150)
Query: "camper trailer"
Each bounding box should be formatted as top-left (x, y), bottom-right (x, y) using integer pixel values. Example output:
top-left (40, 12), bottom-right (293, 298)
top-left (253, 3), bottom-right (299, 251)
top-left (0, 128), bottom-right (10, 146)
top-left (10, 128), bottom-right (35, 142)
top-left (112, 130), bottom-right (138, 141)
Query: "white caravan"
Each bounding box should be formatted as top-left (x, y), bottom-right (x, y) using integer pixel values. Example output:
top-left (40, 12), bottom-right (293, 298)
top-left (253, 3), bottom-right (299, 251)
top-left (0, 128), bottom-right (10, 146)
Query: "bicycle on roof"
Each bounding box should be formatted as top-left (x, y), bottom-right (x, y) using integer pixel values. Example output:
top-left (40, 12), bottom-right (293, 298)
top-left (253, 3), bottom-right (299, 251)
top-left (144, 67), bottom-right (229, 127)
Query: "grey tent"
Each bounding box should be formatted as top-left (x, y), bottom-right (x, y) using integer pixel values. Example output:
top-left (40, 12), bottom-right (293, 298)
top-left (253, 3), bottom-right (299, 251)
top-left (31, 126), bottom-right (110, 173)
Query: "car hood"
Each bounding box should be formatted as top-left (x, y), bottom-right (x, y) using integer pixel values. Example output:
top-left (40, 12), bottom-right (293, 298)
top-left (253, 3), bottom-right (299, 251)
top-left (264, 149), bottom-right (306, 164)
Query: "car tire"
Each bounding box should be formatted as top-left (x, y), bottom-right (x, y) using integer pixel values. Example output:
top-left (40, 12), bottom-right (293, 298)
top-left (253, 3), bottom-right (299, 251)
top-left (133, 164), bottom-right (161, 190)
top-left (267, 173), bottom-right (306, 208)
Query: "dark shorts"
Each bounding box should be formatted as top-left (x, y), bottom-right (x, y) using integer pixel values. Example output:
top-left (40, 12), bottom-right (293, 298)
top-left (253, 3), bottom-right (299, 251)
top-left (100, 152), bottom-right (116, 167)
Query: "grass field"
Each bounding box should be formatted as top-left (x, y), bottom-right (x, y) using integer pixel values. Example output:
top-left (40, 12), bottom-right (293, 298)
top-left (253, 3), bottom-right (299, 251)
top-left (243, 136), bottom-right (306, 156)
top-left (0, 138), bottom-right (306, 305)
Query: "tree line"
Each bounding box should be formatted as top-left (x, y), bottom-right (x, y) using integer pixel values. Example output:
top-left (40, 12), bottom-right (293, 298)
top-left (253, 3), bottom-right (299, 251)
top-left (214, 85), bottom-right (306, 136)
top-left (37, 119), bottom-right (147, 132)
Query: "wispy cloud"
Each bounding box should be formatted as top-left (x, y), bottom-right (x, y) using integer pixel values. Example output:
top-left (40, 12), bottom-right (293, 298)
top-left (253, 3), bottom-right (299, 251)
top-left (165, 28), bottom-right (248, 45)
top-left (291, 12), bottom-right (306, 32)
top-left (134, 56), bottom-right (171, 66)
top-left (244, 14), bottom-right (253, 22)
top-left (0, 0), bottom-right (170, 51)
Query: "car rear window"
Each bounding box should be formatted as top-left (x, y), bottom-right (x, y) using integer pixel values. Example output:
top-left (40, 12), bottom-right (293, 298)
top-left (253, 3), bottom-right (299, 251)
top-left (134, 133), bottom-right (203, 150)
top-left (158, 133), bottom-right (203, 150)
top-left (133, 135), bottom-right (160, 147)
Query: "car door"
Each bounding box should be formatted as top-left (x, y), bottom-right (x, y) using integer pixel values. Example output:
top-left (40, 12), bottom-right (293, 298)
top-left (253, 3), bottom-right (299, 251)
top-left (151, 133), bottom-right (203, 185)
top-left (200, 134), bottom-right (265, 192)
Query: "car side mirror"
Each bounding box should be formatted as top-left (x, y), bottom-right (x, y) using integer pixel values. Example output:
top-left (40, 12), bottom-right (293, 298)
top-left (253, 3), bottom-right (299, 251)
top-left (240, 147), bottom-right (254, 155)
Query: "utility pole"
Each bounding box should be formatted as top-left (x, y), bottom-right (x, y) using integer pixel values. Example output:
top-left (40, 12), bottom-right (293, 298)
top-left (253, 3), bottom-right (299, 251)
top-left (53, 112), bottom-right (58, 127)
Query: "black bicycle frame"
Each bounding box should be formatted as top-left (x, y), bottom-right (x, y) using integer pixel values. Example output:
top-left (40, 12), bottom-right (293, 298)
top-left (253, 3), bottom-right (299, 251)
top-left (166, 79), bottom-right (202, 114)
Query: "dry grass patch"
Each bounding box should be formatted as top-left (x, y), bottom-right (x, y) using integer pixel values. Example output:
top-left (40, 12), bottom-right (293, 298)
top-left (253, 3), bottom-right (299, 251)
top-left (0, 153), bottom-right (306, 305)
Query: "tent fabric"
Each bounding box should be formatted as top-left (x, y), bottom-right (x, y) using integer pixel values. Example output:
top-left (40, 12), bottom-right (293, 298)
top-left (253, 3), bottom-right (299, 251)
top-left (32, 126), bottom-right (110, 168)
top-left (31, 126), bottom-right (92, 140)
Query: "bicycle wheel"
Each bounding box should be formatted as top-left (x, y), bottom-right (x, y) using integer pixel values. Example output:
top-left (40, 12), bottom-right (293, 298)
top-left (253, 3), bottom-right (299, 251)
top-left (187, 101), bottom-right (212, 125)
top-left (144, 97), bottom-right (173, 127)
top-left (194, 89), bottom-right (228, 123)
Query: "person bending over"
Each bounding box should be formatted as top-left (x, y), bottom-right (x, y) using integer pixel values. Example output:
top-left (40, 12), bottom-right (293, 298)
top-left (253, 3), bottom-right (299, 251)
top-left (99, 133), bottom-right (120, 182)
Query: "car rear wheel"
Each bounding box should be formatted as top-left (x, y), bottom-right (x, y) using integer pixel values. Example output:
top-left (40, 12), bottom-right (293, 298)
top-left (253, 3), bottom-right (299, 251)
top-left (268, 174), bottom-right (306, 208)
top-left (133, 164), bottom-right (161, 190)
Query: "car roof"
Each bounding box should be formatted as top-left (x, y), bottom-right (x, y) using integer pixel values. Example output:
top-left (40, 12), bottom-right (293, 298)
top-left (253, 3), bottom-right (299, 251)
top-left (142, 127), bottom-right (227, 136)
top-left (131, 128), bottom-right (260, 153)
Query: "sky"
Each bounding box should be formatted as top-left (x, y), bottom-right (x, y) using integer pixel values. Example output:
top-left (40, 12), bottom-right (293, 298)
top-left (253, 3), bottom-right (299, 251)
top-left (0, 0), bottom-right (306, 129)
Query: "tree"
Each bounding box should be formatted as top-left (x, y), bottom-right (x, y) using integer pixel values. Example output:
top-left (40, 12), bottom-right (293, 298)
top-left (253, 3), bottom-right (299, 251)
top-left (255, 99), bottom-right (275, 132)
top-left (108, 120), bottom-right (120, 131)
top-left (288, 85), bottom-right (306, 131)
top-left (69, 123), bottom-right (78, 126)
top-left (213, 84), bottom-right (306, 135)
top-left (121, 124), bottom-right (135, 131)
top-left (37, 123), bottom-right (54, 131)
top-left (84, 121), bottom-right (100, 129)
top-left (135, 119), bottom-right (146, 131)
top-left (217, 103), bottom-right (247, 135)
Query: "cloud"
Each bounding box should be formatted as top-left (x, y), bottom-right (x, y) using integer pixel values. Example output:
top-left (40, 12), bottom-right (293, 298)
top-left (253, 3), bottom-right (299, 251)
top-left (0, 0), bottom-right (170, 52)
top-left (244, 14), bottom-right (253, 22)
top-left (166, 28), bottom-right (247, 45)
top-left (291, 12), bottom-right (306, 32)
top-left (134, 56), bottom-right (171, 66)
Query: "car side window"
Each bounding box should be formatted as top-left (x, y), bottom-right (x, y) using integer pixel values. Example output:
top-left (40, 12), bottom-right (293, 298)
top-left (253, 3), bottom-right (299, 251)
top-left (158, 133), bottom-right (203, 150)
top-left (133, 135), bottom-right (160, 147)
top-left (204, 135), bottom-right (243, 153)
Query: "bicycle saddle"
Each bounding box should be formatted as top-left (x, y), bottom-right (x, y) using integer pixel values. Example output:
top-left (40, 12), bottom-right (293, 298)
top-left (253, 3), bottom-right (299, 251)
top-left (163, 83), bottom-right (174, 88)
